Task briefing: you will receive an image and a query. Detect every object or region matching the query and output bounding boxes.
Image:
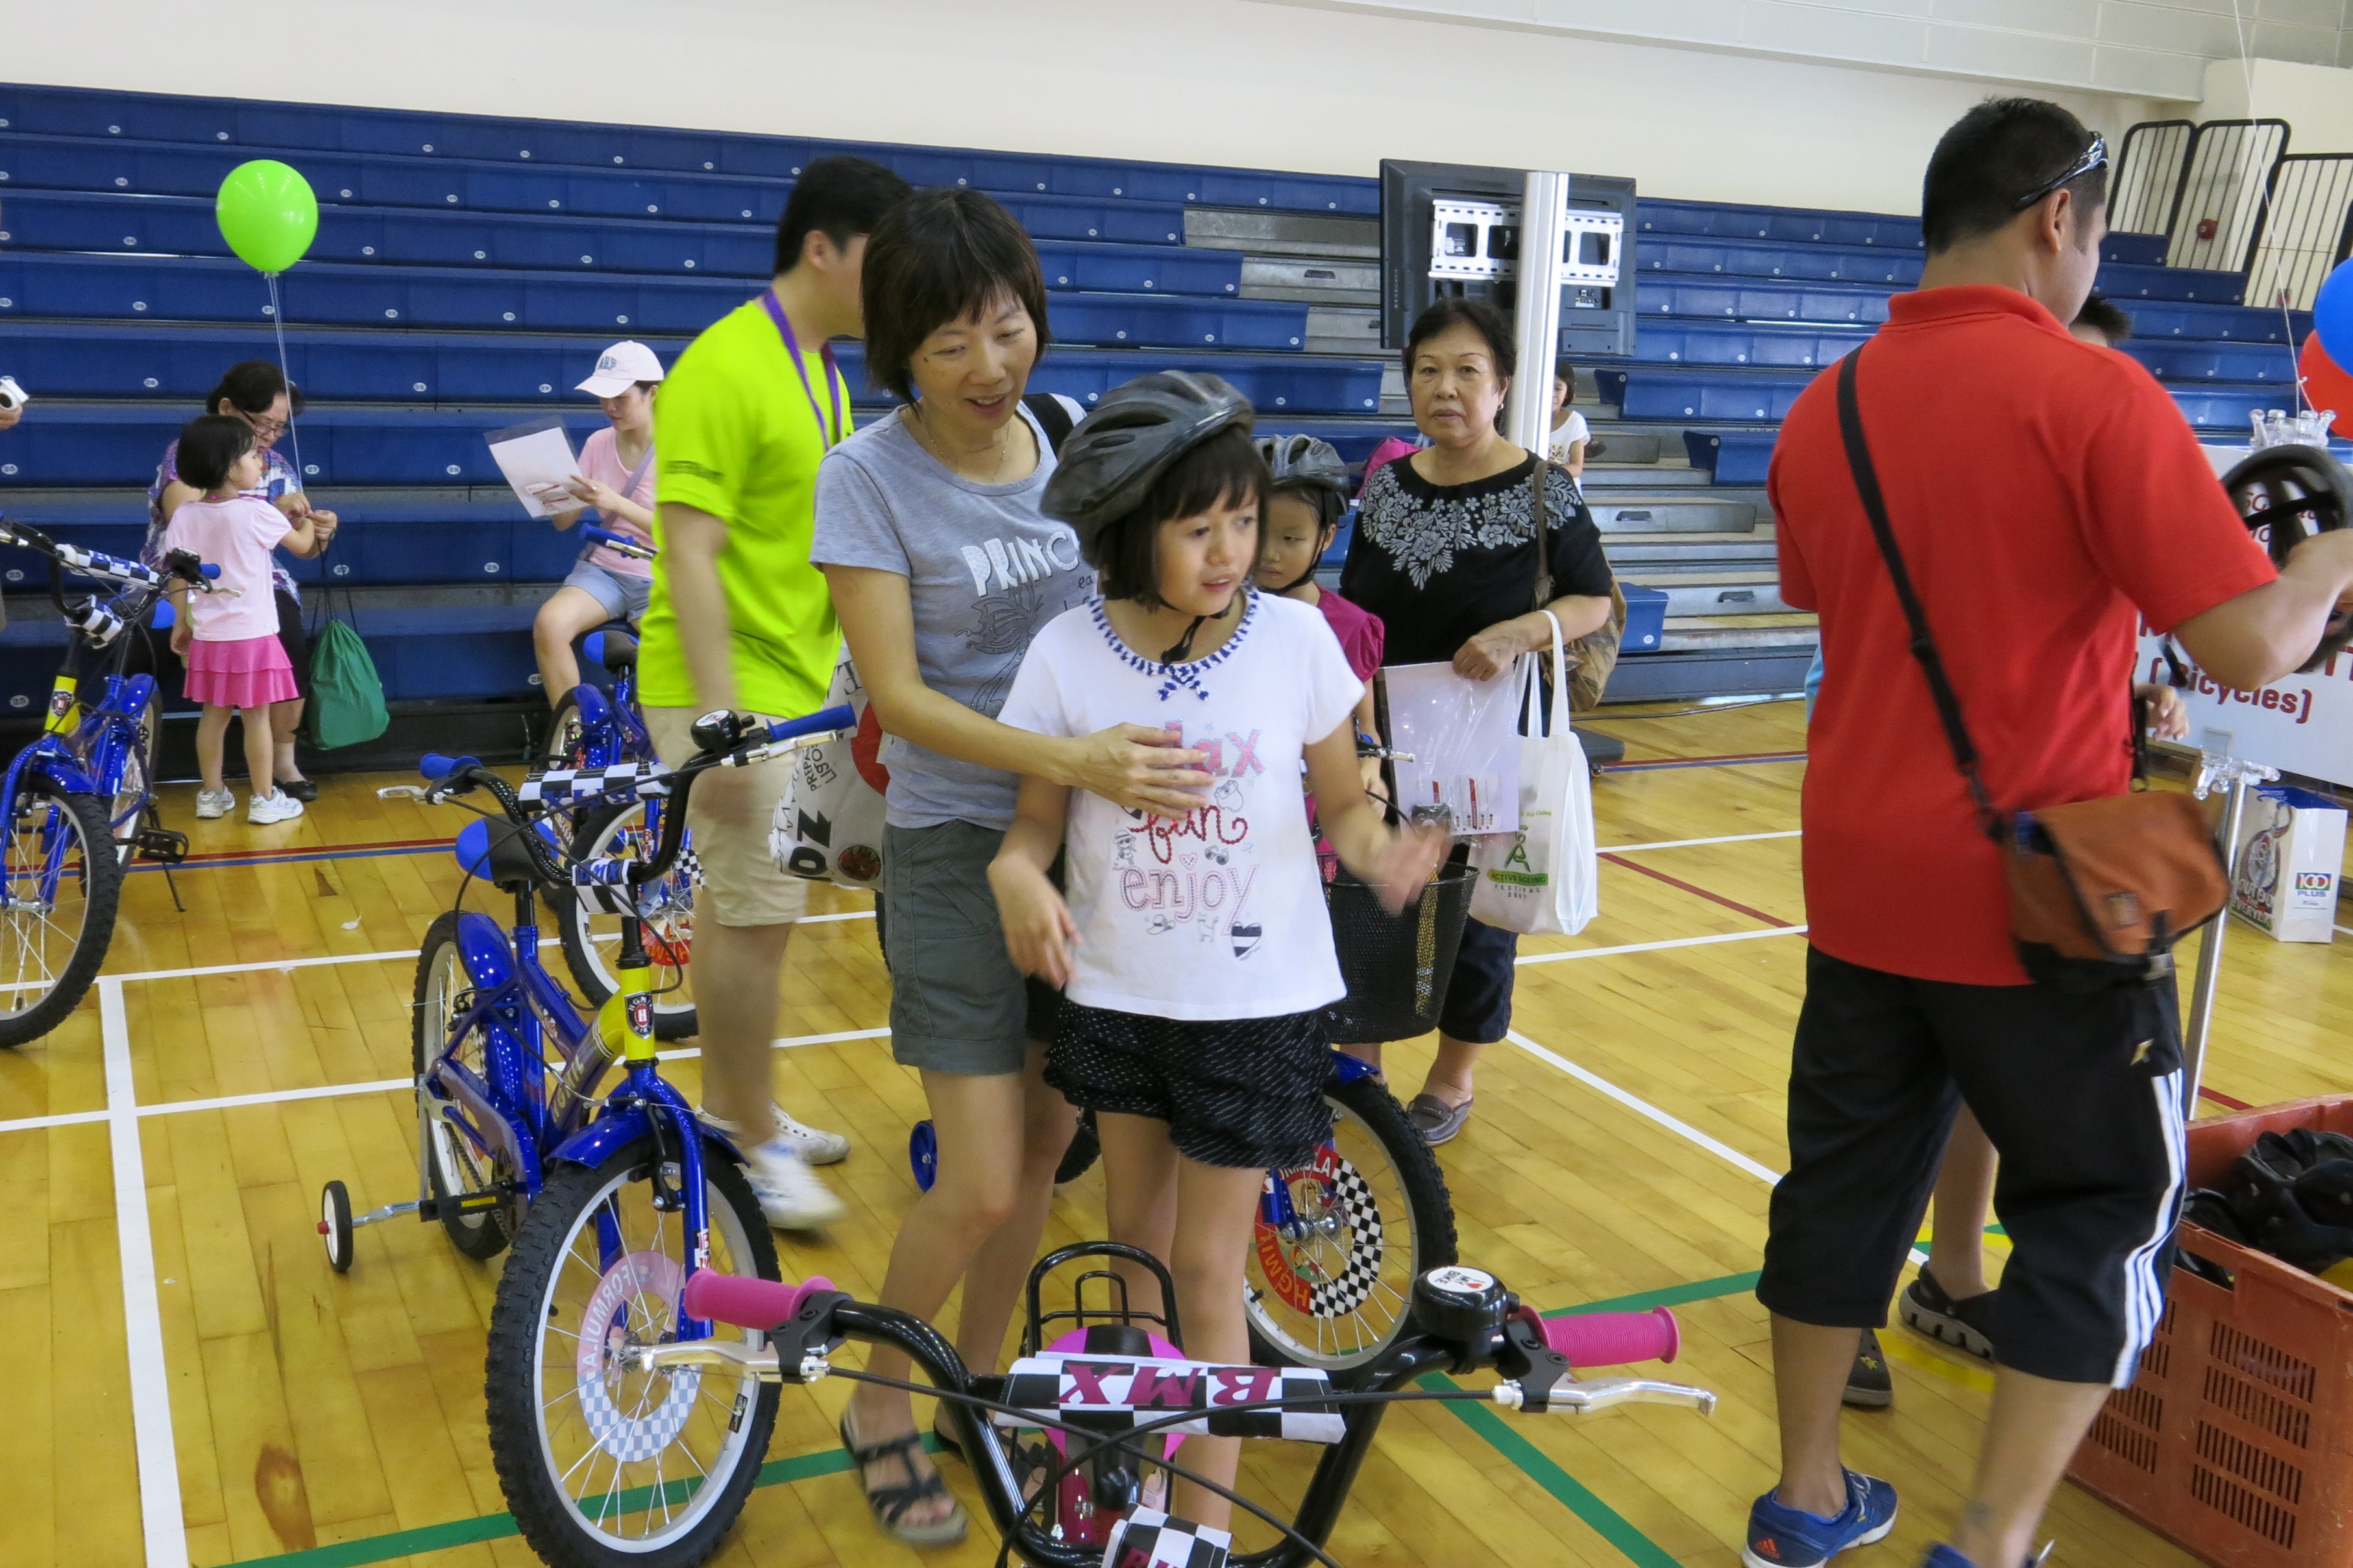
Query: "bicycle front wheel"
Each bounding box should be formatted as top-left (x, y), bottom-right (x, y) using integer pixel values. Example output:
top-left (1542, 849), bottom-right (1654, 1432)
top-left (555, 799), bottom-right (697, 1040)
top-left (487, 1137), bottom-right (781, 1568)
top-left (1244, 1072), bottom-right (1457, 1373)
top-left (0, 781), bottom-right (120, 1048)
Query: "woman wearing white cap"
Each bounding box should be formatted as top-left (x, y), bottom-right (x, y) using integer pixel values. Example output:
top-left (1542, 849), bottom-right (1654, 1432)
top-left (531, 340), bottom-right (664, 706)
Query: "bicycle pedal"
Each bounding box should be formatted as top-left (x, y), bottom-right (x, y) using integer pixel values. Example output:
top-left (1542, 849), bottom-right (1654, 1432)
top-left (134, 828), bottom-right (189, 864)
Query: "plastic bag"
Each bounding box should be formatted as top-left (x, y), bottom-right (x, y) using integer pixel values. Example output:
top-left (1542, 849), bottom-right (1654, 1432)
top-left (1382, 660), bottom-right (1521, 836)
top-left (1470, 612), bottom-right (1598, 935)
top-left (769, 645), bottom-right (888, 889)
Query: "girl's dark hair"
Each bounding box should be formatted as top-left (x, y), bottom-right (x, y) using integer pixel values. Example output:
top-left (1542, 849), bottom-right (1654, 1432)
top-left (1266, 478), bottom-right (1345, 540)
top-left (177, 415), bottom-right (256, 492)
top-left (860, 187), bottom-right (1052, 404)
top-left (205, 359), bottom-right (302, 420)
top-left (1402, 296), bottom-right (1515, 383)
top-left (1094, 426), bottom-right (1267, 607)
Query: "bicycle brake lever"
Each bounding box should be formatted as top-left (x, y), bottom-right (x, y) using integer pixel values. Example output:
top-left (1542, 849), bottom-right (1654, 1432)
top-left (1493, 1377), bottom-right (1718, 1417)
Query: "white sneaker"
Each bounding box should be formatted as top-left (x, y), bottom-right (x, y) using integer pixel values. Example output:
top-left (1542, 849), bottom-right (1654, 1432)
top-left (698, 1102), bottom-right (852, 1165)
top-left (193, 788), bottom-right (234, 819)
top-left (743, 1137), bottom-right (846, 1231)
top-left (247, 790), bottom-right (306, 825)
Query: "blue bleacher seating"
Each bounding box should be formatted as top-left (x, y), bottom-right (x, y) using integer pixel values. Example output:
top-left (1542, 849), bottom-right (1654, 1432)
top-left (2103, 233), bottom-right (2169, 266)
top-left (1635, 197), bottom-right (1922, 250)
top-left (1683, 429), bottom-right (1776, 485)
top-left (0, 252), bottom-right (1308, 347)
top-left (1629, 320), bottom-right (1865, 368)
top-left (0, 82), bottom-right (1378, 215)
top-left (0, 188), bottom-right (1240, 291)
top-left (2128, 340), bottom-right (2301, 383)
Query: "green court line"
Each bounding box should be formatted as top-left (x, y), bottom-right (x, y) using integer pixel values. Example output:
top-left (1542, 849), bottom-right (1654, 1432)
top-left (1422, 1373), bottom-right (1683, 1568)
top-left (216, 1276), bottom-right (1780, 1568)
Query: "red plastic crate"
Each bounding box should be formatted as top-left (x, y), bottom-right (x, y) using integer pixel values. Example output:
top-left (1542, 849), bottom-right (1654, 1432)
top-left (2067, 1094), bottom-right (2353, 1566)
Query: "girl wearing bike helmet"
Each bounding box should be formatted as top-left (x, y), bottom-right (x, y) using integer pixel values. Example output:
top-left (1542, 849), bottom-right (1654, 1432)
top-left (1253, 433), bottom-right (1385, 808)
top-left (992, 371), bottom-right (1446, 1537)
top-left (813, 187), bottom-right (1214, 1548)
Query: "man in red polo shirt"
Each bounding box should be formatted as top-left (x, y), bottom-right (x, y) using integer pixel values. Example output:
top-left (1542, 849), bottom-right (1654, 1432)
top-left (1746, 99), bottom-right (2353, 1568)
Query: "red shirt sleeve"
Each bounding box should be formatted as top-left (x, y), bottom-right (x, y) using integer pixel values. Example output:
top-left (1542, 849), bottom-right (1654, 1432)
top-left (1768, 431), bottom-right (1819, 612)
top-left (2073, 356), bottom-right (2275, 633)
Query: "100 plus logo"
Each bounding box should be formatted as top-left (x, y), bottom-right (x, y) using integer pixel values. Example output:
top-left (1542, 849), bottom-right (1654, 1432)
top-left (2293, 873), bottom-right (2334, 896)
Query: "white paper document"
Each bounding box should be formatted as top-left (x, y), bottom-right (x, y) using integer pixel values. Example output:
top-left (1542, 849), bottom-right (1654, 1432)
top-left (1384, 660), bottom-right (1521, 836)
top-left (485, 415), bottom-right (584, 519)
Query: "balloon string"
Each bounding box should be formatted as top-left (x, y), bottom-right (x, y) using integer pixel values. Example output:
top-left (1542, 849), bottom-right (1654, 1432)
top-left (266, 270), bottom-right (308, 482)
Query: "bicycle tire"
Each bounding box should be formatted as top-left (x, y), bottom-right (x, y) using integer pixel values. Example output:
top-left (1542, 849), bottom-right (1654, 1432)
top-left (413, 911), bottom-right (520, 1259)
top-left (1244, 1073), bottom-right (1457, 1374)
top-left (0, 782), bottom-right (120, 1048)
top-left (486, 1138), bottom-right (780, 1568)
top-left (541, 690), bottom-right (589, 771)
top-left (555, 799), bottom-right (697, 1041)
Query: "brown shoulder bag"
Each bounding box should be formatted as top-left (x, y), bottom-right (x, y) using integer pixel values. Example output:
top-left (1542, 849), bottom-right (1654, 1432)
top-left (1833, 350), bottom-right (2226, 991)
top-left (1528, 460), bottom-right (1627, 713)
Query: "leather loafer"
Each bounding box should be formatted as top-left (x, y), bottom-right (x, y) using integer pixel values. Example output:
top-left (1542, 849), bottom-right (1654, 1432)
top-left (277, 777), bottom-right (321, 802)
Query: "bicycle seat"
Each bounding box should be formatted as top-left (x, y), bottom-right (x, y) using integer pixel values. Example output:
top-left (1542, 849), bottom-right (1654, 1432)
top-left (455, 815), bottom-right (563, 892)
top-left (583, 629), bottom-right (639, 673)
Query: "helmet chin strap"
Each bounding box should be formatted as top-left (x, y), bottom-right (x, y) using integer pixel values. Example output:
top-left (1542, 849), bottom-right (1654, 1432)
top-left (1158, 593), bottom-right (1241, 665)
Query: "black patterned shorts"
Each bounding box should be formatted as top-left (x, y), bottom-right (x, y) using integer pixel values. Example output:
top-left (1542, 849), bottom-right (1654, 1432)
top-left (1047, 1003), bottom-right (1334, 1170)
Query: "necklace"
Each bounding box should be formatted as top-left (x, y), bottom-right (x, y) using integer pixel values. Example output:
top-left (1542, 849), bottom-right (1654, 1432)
top-left (912, 402), bottom-right (1013, 483)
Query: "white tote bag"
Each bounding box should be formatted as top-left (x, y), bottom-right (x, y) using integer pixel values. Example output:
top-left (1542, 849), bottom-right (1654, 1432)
top-left (1469, 611), bottom-right (1600, 936)
top-left (770, 645), bottom-right (890, 890)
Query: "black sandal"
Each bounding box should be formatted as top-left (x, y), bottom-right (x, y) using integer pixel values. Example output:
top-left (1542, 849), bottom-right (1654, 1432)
top-left (840, 1410), bottom-right (968, 1547)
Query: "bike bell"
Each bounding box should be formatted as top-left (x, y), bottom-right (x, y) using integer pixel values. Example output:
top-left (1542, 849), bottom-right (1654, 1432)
top-left (1411, 1264), bottom-right (1511, 1347)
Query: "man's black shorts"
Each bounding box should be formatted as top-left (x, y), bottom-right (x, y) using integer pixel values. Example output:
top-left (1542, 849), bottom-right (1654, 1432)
top-left (1756, 946), bottom-right (2185, 1387)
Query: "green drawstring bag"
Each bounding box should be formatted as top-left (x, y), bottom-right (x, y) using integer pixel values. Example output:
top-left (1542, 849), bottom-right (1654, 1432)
top-left (301, 581), bottom-right (389, 749)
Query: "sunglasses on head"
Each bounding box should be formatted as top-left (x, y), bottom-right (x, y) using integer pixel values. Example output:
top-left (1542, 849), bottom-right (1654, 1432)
top-left (2013, 134), bottom-right (2108, 211)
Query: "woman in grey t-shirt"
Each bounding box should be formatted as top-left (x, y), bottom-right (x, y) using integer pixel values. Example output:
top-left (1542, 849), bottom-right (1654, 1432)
top-left (811, 188), bottom-right (1212, 1546)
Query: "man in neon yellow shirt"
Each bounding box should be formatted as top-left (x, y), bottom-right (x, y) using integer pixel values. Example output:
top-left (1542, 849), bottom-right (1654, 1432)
top-left (640, 156), bottom-right (912, 1229)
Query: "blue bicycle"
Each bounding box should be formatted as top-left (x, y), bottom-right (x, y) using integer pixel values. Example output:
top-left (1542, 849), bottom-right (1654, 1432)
top-left (534, 526), bottom-right (701, 1038)
top-left (0, 518), bottom-right (216, 1046)
top-left (319, 703), bottom-right (850, 1567)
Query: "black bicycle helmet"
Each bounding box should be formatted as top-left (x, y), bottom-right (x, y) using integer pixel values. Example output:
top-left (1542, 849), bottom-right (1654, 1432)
top-left (2221, 443), bottom-right (2353, 671)
top-left (1042, 370), bottom-right (1254, 561)
top-left (1256, 433), bottom-right (1350, 500)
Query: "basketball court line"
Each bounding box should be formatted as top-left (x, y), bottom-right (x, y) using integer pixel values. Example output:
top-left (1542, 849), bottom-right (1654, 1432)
top-left (1604, 830), bottom-right (1801, 853)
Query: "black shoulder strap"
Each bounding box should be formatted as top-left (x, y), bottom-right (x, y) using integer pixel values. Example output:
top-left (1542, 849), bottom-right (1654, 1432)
top-left (1023, 392), bottom-right (1077, 456)
top-left (1834, 350), bottom-right (2000, 834)
top-left (1530, 458), bottom-right (1555, 610)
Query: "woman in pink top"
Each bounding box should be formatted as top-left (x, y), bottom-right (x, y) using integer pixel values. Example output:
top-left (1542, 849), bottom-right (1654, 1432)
top-left (164, 417), bottom-right (328, 826)
top-left (529, 341), bottom-right (663, 707)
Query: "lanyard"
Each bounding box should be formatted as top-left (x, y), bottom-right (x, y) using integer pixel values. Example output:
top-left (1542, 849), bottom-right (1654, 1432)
top-left (760, 289), bottom-right (844, 450)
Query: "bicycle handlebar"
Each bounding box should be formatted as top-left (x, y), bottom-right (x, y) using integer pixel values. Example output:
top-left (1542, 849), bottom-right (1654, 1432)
top-left (681, 1270), bottom-right (838, 1329)
top-left (1535, 1307), bottom-right (1679, 1367)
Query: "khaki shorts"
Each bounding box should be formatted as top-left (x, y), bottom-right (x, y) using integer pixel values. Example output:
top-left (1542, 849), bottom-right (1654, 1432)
top-left (642, 706), bottom-right (811, 928)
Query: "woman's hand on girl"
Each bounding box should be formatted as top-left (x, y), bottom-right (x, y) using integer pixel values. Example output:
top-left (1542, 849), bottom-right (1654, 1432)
top-left (989, 862), bottom-right (1079, 987)
top-left (1060, 724), bottom-right (1213, 820)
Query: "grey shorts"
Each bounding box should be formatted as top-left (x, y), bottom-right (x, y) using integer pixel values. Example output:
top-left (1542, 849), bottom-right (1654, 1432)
top-left (879, 819), bottom-right (1062, 1078)
top-left (563, 558), bottom-right (653, 622)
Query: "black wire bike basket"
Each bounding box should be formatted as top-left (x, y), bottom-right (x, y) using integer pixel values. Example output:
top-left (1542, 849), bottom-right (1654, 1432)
top-left (1321, 860), bottom-right (1476, 1045)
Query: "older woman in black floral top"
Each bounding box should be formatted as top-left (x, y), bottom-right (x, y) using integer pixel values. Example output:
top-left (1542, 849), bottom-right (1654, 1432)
top-left (1339, 297), bottom-right (1616, 1147)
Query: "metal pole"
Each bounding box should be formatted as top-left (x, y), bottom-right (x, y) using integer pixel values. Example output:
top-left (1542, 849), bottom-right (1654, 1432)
top-left (1504, 170), bottom-right (1568, 455)
top-left (2180, 754), bottom-right (2276, 1120)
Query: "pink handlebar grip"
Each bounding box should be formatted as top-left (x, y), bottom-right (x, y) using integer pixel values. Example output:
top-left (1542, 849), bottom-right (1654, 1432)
top-left (682, 1272), bottom-right (836, 1330)
top-left (1541, 1307), bottom-right (1680, 1367)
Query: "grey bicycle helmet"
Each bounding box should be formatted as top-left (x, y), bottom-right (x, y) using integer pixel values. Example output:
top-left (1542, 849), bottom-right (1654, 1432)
top-left (1256, 433), bottom-right (1350, 499)
top-left (1042, 370), bottom-right (1255, 559)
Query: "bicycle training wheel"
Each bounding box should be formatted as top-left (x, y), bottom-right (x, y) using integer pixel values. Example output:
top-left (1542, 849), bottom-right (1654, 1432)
top-left (556, 799), bottom-right (697, 1040)
top-left (486, 1137), bottom-right (780, 1568)
top-left (1244, 1072), bottom-right (1457, 1373)
top-left (413, 911), bottom-right (521, 1260)
top-left (0, 782), bottom-right (119, 1048)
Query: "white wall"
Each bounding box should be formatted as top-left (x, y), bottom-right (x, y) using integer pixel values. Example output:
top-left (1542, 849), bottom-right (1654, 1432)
top-left (1273, 0), bottom-right (2352, 101)
top-left (2197, 54), bottom-right (2353, 148)
top-left (3, 0), bottom-right (2167, 215)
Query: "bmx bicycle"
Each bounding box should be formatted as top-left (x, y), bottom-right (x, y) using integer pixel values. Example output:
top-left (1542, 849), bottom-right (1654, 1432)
top-left (0, 517), bottom-right (219, 1046)
top-left (317, 705), bottom-right (849, 1560)
top-left (591, 1242), bottom-right (1714, 1568)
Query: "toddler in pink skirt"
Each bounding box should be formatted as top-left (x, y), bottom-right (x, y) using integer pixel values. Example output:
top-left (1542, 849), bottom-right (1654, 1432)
top-left (165, 416), bottom-right (327, 825)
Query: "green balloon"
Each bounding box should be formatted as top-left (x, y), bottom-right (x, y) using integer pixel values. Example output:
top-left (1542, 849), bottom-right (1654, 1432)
top-left (215, 160), bottom-right (318, 274)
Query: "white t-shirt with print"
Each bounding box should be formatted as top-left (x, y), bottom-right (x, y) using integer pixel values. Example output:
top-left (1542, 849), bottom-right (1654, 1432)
top-left (997, 591), bottom-right (1364, 1021)
top-left (1548, 408), bottom-right (1591, 465)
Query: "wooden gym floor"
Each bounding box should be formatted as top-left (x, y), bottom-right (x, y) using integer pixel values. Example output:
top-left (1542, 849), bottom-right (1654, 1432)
top-left (4, 699), bottom-right (2348, 1568)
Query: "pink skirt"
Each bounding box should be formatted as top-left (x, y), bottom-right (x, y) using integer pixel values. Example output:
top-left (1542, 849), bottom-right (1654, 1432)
top-left (184, 634), bottom-right (297, 710)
